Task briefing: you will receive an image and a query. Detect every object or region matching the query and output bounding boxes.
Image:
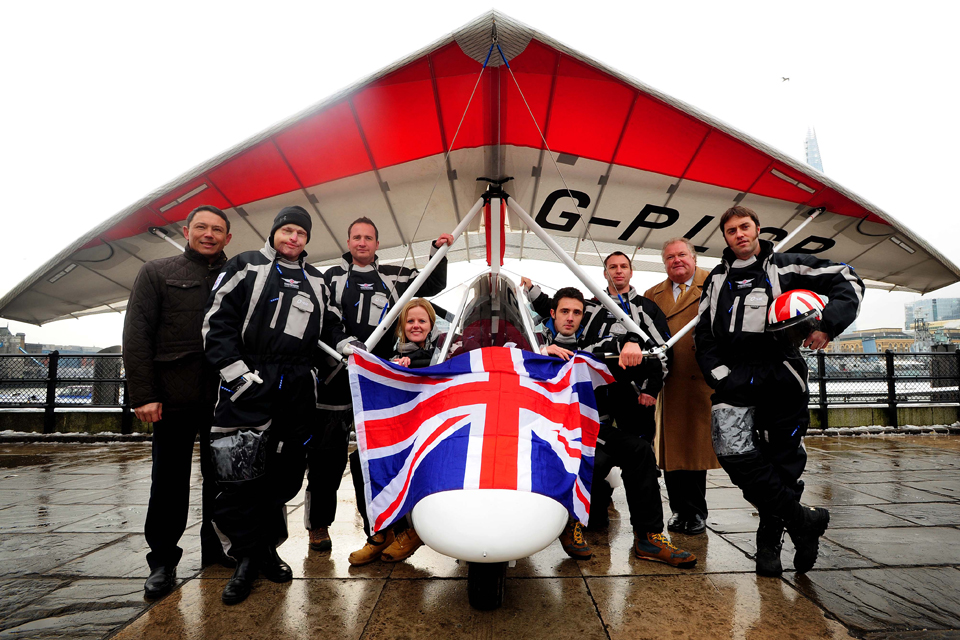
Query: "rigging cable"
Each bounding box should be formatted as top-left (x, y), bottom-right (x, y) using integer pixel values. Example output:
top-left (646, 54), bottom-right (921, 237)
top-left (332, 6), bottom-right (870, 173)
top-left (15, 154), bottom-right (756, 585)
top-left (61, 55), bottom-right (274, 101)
top-left (395, 43), bottom-right (495, 279)
top-left (496, 47), bottom-right (614, 286)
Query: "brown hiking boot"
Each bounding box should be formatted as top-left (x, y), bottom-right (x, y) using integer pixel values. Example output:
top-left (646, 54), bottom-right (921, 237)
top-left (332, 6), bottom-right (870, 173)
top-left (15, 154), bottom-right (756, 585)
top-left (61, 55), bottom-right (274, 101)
top-left (634, 532), bottom-right (697, 568)
top-left (309, 526), bottom-right (332, 552)
top-left (381, 527), bottom-right (424, 562)
top-left (348, 530), bottom-right (395, 566)
top-left (559, 520), bottom-right (592, 559)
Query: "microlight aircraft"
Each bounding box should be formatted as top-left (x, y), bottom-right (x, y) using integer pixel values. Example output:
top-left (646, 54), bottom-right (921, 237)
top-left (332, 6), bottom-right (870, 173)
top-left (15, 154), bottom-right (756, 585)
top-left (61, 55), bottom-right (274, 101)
top-left (2, 10), bottom-right (958, 610)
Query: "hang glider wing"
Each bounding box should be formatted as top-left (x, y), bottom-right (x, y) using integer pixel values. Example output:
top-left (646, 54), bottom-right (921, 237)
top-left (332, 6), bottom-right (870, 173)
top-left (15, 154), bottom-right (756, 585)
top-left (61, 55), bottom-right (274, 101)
top-left (3, 11), bottom-right (957, 325)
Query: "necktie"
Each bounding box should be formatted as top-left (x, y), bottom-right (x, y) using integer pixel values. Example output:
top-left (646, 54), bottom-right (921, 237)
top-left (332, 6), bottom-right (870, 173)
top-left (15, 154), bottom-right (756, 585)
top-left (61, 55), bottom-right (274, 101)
top-left (679, 283), bottom-right (687, 294)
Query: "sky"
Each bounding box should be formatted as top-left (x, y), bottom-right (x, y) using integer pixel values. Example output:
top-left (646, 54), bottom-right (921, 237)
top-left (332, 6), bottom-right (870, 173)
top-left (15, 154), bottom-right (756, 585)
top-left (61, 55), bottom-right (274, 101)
top-left (1, 0), bottom-right (959, 348)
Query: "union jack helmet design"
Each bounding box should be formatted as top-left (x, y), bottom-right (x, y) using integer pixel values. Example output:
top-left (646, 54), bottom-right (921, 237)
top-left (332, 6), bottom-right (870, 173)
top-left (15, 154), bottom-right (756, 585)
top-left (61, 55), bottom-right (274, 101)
top-left (767, 289), bottom-right (824, 329)
top-left (766, 290), bottom-right (824, 346)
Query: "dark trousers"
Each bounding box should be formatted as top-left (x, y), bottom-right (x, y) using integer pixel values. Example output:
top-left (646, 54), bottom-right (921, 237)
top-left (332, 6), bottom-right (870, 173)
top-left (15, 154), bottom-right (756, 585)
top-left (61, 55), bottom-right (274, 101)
top-left (145, 409), bottom-right (218, 570)
top-left (717, 426), bottom-right (807, 523)
top-left (592, 424), bottom-right (664, 534)
top-left (304, 409), bottom-right (351, 530)
top-left (213, 439), bottom-right (308, 559)
top-left (209, 363), bottom-right (316, 558)
top-left (664, 470), bottom-right (708, 519)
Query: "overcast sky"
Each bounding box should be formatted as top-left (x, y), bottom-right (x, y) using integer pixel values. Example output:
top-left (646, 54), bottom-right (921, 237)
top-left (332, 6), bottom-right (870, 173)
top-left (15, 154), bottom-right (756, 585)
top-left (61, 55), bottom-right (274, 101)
top-left (1, 0), bottom-right (958, 347)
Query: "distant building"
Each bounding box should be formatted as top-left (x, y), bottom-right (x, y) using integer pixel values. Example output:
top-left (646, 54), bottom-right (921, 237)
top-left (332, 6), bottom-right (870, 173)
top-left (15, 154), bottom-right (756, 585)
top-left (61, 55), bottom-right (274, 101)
top-left (805, 127), bottom-right (824, 173)
top-left (0, 327), bottom-right (27, 354)
top-left (905, 298), bottom-right (960, 330)
top-left (828, 328), bottom-right (914, 353)
top-left (0, 326), bottom-right (103, 356)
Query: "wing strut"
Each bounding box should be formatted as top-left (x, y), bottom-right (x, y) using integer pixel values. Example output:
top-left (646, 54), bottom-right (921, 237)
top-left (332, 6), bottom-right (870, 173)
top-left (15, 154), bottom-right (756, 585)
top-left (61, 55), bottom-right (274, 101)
top-left (363, 196), bottom-right (486, 352)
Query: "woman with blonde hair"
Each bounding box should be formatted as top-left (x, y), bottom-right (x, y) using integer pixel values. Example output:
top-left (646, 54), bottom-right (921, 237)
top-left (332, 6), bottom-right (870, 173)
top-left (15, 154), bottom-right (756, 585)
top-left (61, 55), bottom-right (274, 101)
top-left (348, 298), bottom-right (438, 566)
top-left (392, 298), bottom-right (438, 368)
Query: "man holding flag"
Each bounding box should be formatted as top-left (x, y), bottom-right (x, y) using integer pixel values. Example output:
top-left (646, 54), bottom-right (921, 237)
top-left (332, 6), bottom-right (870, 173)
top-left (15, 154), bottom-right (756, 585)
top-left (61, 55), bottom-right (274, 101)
top-left (535, 286), bottom-right (697, 567)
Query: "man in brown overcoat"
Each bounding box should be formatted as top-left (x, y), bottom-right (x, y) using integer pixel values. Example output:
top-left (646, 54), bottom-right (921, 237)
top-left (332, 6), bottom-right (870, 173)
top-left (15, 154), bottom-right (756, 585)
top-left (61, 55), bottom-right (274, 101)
top-left (644, 238), bottom-right (720, 535)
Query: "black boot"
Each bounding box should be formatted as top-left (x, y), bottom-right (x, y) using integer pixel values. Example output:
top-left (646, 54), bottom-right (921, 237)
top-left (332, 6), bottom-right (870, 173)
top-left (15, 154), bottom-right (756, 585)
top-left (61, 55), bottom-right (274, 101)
top-left (221, 556), bottom-right (258, 605)
top-left (259, 545), bottom-right (293, 583)
top-left (755, 517), bottom-right (784, 577)
top-left (143, 565), bottom-right (176, 599)
top-left (787, 507), bottom-right (830, 573)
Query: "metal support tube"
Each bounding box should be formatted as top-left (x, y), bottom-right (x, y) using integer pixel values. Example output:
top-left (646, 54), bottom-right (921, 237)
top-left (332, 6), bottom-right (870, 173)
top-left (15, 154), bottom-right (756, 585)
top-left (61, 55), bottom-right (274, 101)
top-left (773, 207), bottom-right (824, 252)
top-left (149, 227), bottom-right (186, 252)
top-left (489, 197), bottom-right (501, 277)
top-left (504, 196), bottom-right (651, 343)
top-left (318, 338), bottom-right (348, 363)
top-left (365, 197), bottom-right (486, 352)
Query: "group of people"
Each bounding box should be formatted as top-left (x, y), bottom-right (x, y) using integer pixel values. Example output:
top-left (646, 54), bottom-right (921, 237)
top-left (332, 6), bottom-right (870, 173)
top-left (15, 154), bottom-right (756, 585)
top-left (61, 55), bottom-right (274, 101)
top-left (122, 201), bottom-right (862, 607)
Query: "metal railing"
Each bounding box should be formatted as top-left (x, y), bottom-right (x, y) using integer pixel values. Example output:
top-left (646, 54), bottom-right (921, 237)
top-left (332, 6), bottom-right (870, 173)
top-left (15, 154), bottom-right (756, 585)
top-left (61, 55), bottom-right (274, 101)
top-left (0, 351), bottom-right (131, 433)
top-left (806, 349), bottom-right (960, 428)
top-left (1, 349), bottom-right (957, 433)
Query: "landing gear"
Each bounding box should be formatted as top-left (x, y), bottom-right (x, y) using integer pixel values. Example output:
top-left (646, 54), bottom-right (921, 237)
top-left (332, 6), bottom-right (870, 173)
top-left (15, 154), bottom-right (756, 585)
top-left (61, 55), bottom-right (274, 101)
top-left (467, 561), bottom-right (507, 610)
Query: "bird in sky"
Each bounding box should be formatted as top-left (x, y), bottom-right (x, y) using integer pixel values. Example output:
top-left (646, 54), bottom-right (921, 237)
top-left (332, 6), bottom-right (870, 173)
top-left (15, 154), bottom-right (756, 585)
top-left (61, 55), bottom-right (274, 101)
top-left (782, 77), bottom-right (790, 82)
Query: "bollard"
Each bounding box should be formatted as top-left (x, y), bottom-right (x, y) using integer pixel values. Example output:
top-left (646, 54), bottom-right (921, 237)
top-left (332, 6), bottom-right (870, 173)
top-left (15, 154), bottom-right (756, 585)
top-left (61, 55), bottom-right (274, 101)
top-left (43, 351), bottom-right (59, 434)
top-left (817, 350), bottom-right (828, 429)
top-left (885, 349), bottom-right (898, 428)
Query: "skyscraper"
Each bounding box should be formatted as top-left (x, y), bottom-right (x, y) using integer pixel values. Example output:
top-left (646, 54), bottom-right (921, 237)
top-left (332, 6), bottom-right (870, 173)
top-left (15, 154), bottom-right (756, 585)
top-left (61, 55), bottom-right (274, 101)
top-left (805, 127), bottom-right (823, 173)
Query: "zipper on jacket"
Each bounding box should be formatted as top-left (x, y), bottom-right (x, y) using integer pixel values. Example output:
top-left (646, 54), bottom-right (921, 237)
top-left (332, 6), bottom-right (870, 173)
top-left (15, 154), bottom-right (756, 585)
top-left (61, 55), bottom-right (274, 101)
top-left (270, 293), bottom-right (284, 329)
top-left (728, 297), bottom-right (740, 332)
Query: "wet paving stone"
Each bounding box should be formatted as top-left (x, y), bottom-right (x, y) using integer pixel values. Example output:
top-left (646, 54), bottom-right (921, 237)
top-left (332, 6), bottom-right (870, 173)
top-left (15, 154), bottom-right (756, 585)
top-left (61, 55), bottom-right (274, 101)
top-left (88, 488), bottom-right (153, 505)
top-left (0, 578), bottom-right (68, 621)
top-left (703, 487), bottom-right (753, 510)
top-left (863, 631), bottom-right (960, 639)
top-left (820, 505), bottom-right (916, 529)
top-left (904, 479), bottom-right (960, 499)
top-left (0, 578), bottom-right (146, 639)
top-left (588, 573), bottom-right (851, 639)
top-left (706, 507), bottom-right (761, 533)
top-left (53, 533), bottom-right (202, 579)
top-left (826, 527), bottom-right (960, 566)
top-left (363, 577), bottom-right (607, 640)
top-left (0, 533), bottom-right (124, 576)
top-left (873, 503), bottom-right (960, 526)
top-left (0, 504), bottom-right (114, 534)
top-left (0, 489), bottom-right (44, 507)
top-left (54, 505), bottom-right (151, 533)
top-left (276, 512), bottom-right (396, 581)
top-left (786, 567), bottom-right (960, 633)
top-left (801, 482), bottom-right (892, 506)
top-left (835, 482), bottom-right (949, 503)
top-left (111, 577), bottom-right (386, 640)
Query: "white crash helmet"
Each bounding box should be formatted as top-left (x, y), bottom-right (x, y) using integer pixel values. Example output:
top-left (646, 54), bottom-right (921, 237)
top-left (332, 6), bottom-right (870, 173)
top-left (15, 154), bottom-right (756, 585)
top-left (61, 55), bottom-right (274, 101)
top-left (766, 289), bottom-right (825, 347)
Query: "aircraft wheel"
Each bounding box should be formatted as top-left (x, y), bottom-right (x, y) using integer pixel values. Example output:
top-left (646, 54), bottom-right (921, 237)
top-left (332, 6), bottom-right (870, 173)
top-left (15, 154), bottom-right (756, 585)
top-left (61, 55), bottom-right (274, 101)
top-left (467, 561), bottom-right (507, 610)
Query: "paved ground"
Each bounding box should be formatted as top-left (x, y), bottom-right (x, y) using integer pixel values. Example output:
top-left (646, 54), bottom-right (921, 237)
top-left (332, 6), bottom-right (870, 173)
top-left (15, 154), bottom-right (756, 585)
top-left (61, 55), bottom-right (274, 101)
top-left (1, 436), bottom-right (959, 639)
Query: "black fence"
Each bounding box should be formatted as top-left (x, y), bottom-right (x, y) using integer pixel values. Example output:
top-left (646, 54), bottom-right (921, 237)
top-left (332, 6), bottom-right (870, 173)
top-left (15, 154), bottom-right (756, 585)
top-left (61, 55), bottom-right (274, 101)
top-left (0, 351), bottom-right (131, 433)
top-left (0, 349), bottom-right (958, 433)
top-left (806, 349), bottom-right (960, 428)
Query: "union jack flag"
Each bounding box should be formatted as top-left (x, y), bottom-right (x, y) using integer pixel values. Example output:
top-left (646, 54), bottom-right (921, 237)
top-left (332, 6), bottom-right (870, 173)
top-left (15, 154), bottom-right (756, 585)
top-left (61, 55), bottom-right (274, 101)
top-left (348, 346), bottom-right (615, 533)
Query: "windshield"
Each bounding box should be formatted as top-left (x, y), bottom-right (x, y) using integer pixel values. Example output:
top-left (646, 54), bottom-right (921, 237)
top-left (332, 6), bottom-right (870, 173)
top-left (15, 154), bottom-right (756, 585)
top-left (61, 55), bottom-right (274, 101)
top-left (439, 273), bottom-right (540, 362)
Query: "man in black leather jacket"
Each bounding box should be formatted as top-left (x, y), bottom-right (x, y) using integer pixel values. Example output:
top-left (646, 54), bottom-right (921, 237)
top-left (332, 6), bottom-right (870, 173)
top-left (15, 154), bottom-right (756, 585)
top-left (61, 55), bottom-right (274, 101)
top-left (122, 205), bottom-right (232, 599)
